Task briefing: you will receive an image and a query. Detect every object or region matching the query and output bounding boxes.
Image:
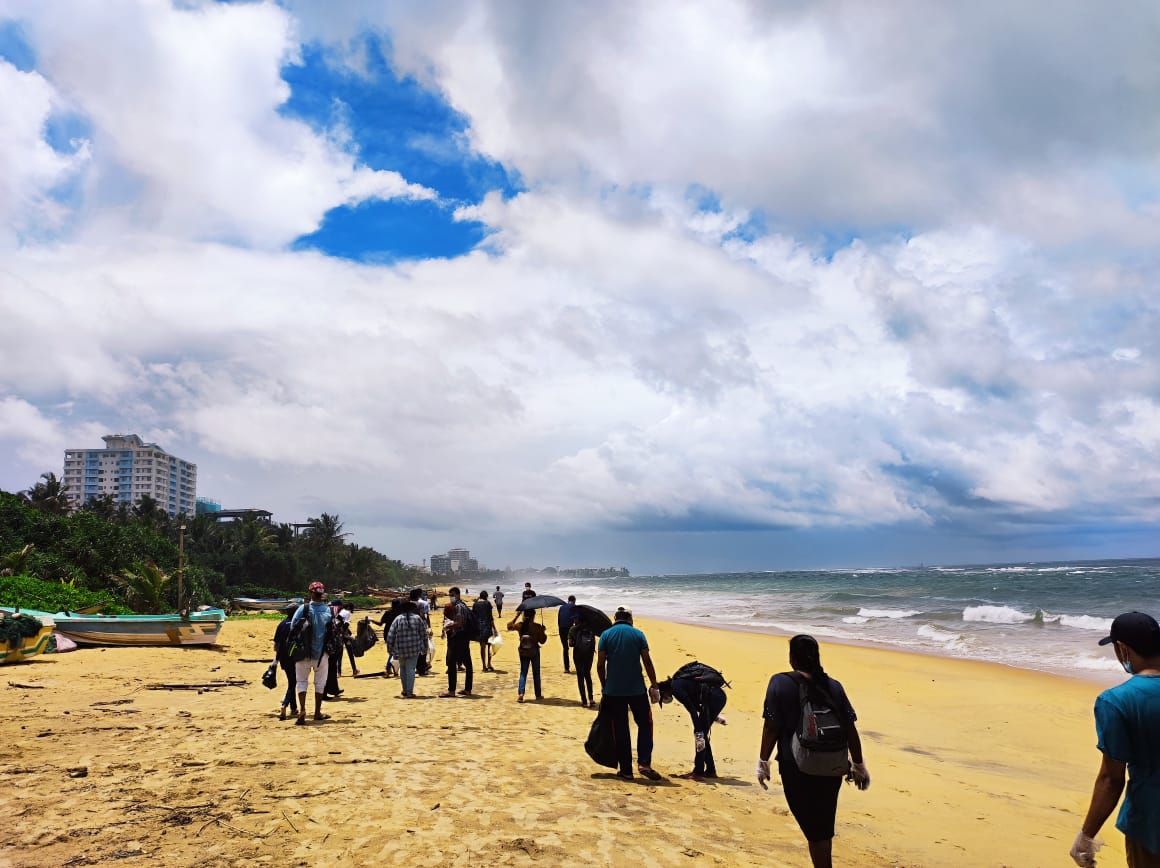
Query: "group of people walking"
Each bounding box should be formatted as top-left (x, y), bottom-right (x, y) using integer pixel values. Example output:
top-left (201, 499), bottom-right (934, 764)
top-left (271, 580), bottom-right (1160, 868)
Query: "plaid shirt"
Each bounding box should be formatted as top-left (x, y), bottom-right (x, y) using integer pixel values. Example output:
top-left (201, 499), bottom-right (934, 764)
top-left (387, 612), bottom-right (428, 658)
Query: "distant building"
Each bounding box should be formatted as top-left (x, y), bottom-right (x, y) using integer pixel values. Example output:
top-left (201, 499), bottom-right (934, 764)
top-left (195, 498), bottom-right (221, 516)
top-left (430, 548), bottom-right (479, 576)
top-left (63, 434), bottom-right (197, 518)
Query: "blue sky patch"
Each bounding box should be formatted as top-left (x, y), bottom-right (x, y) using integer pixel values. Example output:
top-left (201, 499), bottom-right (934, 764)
top-left (293, 198), bottom-right (488, 263)
top-left (0, 20), bottom-right (35, 72)
top-left (280, 34), bottom-right (517, 262)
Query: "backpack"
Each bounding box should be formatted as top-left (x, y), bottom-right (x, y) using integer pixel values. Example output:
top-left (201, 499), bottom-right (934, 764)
top-left (573, 627), bottom-right (596, 657)
top-left (322, 617), bottom-right (344, 657)
top-left (790, 674), bottom-right (850, 777)
top-left (672, 661), bottom-right (729, 689)
top-left (285, 606), bottom-right (313, 663)
top-left (518, 624), bottom-right (538, 658)
top-left (461, 601), bottom-right (480, 642)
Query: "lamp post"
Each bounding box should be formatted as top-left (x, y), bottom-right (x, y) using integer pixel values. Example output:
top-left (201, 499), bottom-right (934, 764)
top-left (178, 522), bottom-right (186, 615)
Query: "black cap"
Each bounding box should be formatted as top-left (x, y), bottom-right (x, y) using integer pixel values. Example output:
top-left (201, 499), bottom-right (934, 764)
top-left (1099, 612), bottom-right (1160, 655)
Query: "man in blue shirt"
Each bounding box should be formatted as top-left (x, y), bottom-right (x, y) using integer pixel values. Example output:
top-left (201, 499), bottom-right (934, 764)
top-left (1071, 611), bottom-right (1160, 867)
top-left (558, 595), bottom-right (578, 673)
top-left (290, 581), bottom-right (334, 726)
top-left (597, 607), bottom-right (662, 780)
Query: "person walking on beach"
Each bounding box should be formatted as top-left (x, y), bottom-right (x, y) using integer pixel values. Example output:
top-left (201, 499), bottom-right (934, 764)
top-left (494, 586), bottom-right (504, 616)
top-left (659, 662), bottom-right (728, 780)
top-left (1071, 612), bottom-right (1160, 868)
top-left (386, 600), bottom-right (428, 699)
top-left (290, 582), bottom-right (335, 725)
top-left (508, 608), bottom-right (547, 701)
top-left (757, 634), bottom-right (870, 868)
top-left (596, 607), bottom-right (662, 780)
top-left (273, 603), bottom-right (299, 720)
top-left (558, 595), bottom-right (578, 673)
top-left (473, 590), bottom-right (497, 672)
top-left (379, 598), bottom-right (404, 676)
top-left (440, 587), bottom-right (474, 697)
top-left (568, 619), bottom-right (597, 707)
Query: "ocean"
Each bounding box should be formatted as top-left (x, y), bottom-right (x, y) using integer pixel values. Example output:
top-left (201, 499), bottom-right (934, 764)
top-left (518, 558), bottom-right (1160, 682)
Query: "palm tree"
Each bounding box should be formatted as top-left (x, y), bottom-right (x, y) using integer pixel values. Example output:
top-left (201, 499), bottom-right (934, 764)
top-left (22, 472), bottom-right (71, 514)
top-left (302, 512), bottom-right (349, 580)
top-left (112, 561), bottom-right (173, 614)
top-left (0, 544), bottom-right (35, 577)
top-left (82, 493), bottom-right (119, 521)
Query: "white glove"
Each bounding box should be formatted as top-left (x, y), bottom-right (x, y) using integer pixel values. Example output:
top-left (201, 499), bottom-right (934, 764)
top-left (1069, 831), bottom-right (1099, 867)
top-left (756, 759), bottom-right (771, 790)
top-left (715, 715), bottom-right (727, 726)
top-left (648, 686), bottom-right (661, 704)
top-left (849, 761), bottom-right (870, 791)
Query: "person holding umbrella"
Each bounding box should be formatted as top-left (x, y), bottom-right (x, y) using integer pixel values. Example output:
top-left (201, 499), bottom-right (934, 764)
top-left (569, 603), bottom-right (612, 708)
top-left (508, 608), bottom-right (548, 701)
top-left (558, 595), bottom-right (578, 673)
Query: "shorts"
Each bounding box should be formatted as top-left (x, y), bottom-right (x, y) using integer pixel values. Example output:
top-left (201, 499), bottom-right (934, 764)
top-left (778, 761), bottom-right (843, 842)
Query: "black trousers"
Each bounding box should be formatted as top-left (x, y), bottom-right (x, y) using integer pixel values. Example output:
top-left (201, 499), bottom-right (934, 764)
top-left (574, 651), bottom-right (594, 704)
top-left (446, 634), bottom-right (473, 692)
top-left (603, 693), bottom-right (653, 775)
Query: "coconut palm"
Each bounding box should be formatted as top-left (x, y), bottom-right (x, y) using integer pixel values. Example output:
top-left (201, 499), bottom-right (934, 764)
top-left (112, 561), bottom-right (173, 614)
top-left (22, 472), bottom-right (71, 514)
top-left (0, 544), bottom-right (35, 577)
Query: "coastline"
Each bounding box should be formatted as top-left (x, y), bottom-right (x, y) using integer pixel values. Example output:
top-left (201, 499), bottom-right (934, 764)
top-left (1, 610), bottom-right (1118, 867)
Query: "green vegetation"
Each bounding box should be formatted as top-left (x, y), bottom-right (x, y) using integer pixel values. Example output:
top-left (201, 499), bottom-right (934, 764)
top-left (0, 574), bottom-right (129, 615)
top-left (0, 611), bottom-right (45, 646)
top-left (0, 480), bottom-right (423, 614)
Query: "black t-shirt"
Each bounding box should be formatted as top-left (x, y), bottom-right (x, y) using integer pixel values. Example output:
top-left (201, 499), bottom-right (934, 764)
top-left (763, 672), bottom-right (857, 767)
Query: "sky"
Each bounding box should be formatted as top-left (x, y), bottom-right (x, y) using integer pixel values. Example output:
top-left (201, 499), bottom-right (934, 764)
top-left (0, 1), bottom-right (1157, 574)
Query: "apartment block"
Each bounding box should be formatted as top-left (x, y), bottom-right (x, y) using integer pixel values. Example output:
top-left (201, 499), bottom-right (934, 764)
top-left (63, 434), bottom-right (198, 518)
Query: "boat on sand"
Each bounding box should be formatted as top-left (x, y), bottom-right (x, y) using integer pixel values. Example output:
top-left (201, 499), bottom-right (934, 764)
top-left (1, 607), bottom-right (226, 647)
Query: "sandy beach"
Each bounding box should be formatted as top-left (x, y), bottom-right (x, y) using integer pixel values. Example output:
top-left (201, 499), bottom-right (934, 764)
top-left (2, 612), bottom-right (1117, 867)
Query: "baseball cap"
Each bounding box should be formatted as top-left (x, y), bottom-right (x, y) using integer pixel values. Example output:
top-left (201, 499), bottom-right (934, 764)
top-left (614, 607), bottom-right (633, 622)
top-left (1098, 611), bottom-right (1160, 655)
top-left (308, 581), bottom-right (325, 594)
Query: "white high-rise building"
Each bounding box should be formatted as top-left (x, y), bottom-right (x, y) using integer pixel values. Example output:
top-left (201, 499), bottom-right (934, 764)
top-left (63, 434), bottom-right (198, 517)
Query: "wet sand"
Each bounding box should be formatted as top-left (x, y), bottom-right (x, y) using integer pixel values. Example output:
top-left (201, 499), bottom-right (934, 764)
top-left (2, 615), bottom-right (1113, 866)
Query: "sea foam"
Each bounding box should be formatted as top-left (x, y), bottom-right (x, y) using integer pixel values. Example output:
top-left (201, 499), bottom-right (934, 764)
top-left (962, 605), bottom-right (1033, 624)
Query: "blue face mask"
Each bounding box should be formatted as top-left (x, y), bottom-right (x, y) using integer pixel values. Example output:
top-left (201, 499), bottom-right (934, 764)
top-left (1123, 660), bottom-right (1134, 675)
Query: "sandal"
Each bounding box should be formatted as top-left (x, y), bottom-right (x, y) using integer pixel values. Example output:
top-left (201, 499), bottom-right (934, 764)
top-left (638, 766), bottom-right (662, 781)
top-left (295, 717), bottom-right (307, 726)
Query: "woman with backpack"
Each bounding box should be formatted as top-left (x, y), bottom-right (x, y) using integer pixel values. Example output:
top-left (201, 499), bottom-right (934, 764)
top-left (507, 608), bottom-right (547, 702)
top-left (473, 590), bottom-right (497, 672)
top-left (756, 634), bottom-right (870, 868)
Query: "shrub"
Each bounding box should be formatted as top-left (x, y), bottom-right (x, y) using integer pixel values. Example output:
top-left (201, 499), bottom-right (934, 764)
top-left (0, 574), bottom-right (130, 615)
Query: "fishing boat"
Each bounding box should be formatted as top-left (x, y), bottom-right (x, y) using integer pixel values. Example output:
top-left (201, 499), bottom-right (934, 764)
top-left (231, 596), bottom-right (303, 612)
top-left (0, 612), bottom-right (55, 664)
top-left (2, 607), bottom-right (226, 647)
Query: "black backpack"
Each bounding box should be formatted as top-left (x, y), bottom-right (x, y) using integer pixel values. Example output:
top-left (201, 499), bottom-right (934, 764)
top-left (573, 627), bottom-right (596, 657)
top-left (672, 661), bottom-right (729, 689)
top-left (789, 674), bottom-right (849, 777)
top-left (460, 601), bottom-right (480, 641)
top-left (285, 606), bottom-right (313, 663)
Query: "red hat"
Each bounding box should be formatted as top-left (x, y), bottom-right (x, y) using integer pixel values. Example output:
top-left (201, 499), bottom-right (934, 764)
top-left (308, 581), bottom-right (325, 594)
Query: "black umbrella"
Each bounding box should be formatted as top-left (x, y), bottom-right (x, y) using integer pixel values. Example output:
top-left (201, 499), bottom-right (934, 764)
top-left (572, 603), bottom-right (613, 635)
top-left (515, 594), bottom-right (566, 612)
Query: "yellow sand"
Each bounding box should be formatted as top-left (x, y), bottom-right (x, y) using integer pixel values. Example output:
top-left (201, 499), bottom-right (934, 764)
top-left (1, 615), bottom-right (1117, 867)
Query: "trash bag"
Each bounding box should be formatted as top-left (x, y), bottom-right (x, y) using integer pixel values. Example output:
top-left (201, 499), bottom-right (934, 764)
top-left (261, 660), bottom-right (278, 690)
top-left (585, 699), bottom-right (619, 768)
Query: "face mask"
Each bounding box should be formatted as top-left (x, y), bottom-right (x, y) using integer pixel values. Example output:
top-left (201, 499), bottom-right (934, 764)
top-left (1123, 660), bottom-right (1134, 674)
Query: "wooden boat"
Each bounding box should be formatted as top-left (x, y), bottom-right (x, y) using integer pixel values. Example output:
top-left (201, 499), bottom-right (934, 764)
top-left (1, 612), bottom-right (55, 664)
top-left (231, 597), bottom-right (303, 612)
top-left (2, 607), bottom-right (226, 647)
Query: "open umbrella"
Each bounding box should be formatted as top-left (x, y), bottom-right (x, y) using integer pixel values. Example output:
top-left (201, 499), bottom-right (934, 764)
top-left (572, 603), bottom-right (613, 635)
top-left (515, 594), bottom-right (566, 612)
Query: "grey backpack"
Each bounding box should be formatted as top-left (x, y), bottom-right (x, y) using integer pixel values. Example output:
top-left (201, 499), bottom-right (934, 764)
top-left (790, 675), bottom-right (850, 777)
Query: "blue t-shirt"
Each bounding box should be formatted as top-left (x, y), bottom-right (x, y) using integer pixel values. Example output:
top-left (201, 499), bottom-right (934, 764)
top-left (598, 622), bottom-right (649, 696)
top-left (1094, 674), bottom-right (1160, 853)
top-left (558, 602), bottom-right (577, 632)
top-left (291, 601), bottom-right (333, 660)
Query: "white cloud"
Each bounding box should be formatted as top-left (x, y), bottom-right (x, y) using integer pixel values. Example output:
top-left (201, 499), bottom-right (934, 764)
top-left (1, 1), bottom-right (1158, 567)
top-left (4, 0), bottom-right (433, 248)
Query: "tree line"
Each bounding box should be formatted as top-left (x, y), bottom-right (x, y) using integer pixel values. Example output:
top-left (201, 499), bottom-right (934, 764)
top-left (1, 472), bottom-right (422, 613)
